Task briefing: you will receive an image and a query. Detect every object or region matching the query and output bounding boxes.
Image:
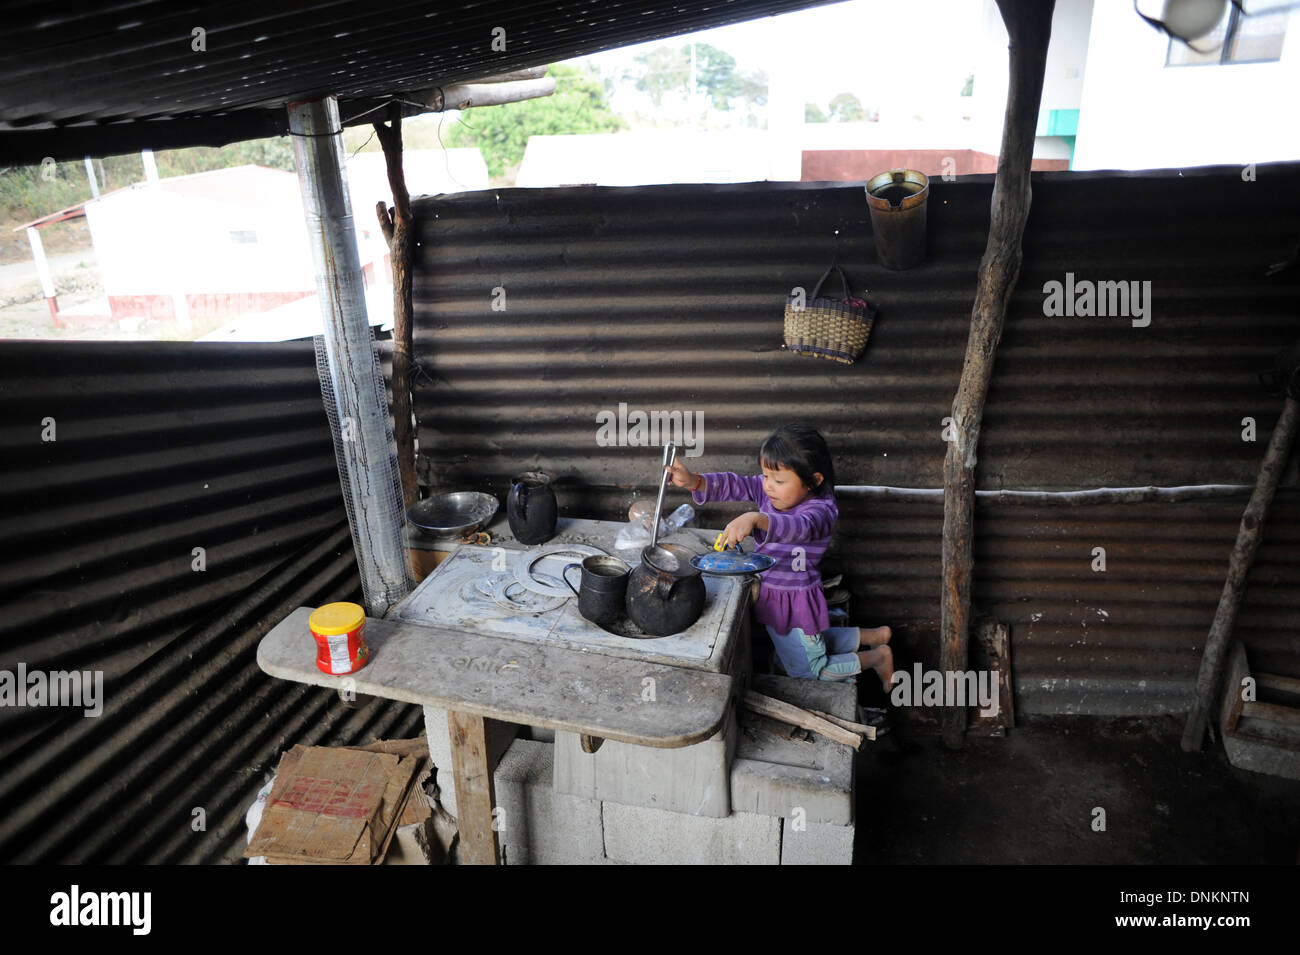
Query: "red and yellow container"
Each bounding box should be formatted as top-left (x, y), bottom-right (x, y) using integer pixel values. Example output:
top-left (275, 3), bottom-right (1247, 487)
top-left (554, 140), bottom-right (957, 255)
top-left (308, 602), bottom-right (370, 675)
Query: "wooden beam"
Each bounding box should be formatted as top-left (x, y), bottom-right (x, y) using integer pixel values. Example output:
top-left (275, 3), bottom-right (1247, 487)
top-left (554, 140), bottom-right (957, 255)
top-left (1182, 394), bottom-right (1300, 750)
top-left (743, 690), bottom-right (863, 750)
top-left (940, 0), bottom-right (1055, 749)
top-left (807, 707), bottom-right (878, 741)
top-left (447, 710), bottom-right (501, 865)
top-left (422, 78), bottom-right (557, 112)
top-left (1257, 673), bottom-right (1300, 697)
top-left (372, 104), bottom-right (420, 514)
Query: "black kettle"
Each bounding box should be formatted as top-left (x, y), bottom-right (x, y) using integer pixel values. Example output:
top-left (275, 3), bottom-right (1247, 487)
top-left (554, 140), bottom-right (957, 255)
top-left (626, 542), bottom-right (705, 637)
top-left (507, 471), bottom-right (557, 545)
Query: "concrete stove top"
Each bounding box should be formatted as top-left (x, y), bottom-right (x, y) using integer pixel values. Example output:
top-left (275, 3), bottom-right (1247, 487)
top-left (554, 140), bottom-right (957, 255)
top-left (395, 518), bottom-right (746, 674)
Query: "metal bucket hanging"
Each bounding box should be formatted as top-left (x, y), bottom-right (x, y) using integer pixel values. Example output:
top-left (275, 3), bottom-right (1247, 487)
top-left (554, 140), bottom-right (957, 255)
top-left (865, 169), bottom-right (929, 271)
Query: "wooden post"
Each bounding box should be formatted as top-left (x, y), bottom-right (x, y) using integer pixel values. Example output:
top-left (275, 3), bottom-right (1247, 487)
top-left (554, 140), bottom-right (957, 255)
top-left (940, 0), bottom-right (1054, 749)
top-left (447, 710), bottom-right (501, 865)
top-left (373, 105), bottom-right (420, 513)
top-left (1181, 394), bottom-right (1299, 751)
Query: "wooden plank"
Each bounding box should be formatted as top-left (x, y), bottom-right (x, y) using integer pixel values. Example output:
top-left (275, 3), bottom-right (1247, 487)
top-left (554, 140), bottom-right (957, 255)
top-left (807, 707), bottom-right (877, 741)
top-left (1241, 702), bottom-right (1300, 728)
top-left (1257, 672), bottom-right (1300, 698)
top-left (447, 711), bottom-right (499, 866)
top-left (1230, 724), bottom-right (1300, 751)
top-left (259, 607), bottom-right (731, 748)
top-left (743, 691), bottom-right (862, 750)
top-left (972, 619), bottom-right (1015, 732)
top-left (1220, 642), bottom-right (1249, 736)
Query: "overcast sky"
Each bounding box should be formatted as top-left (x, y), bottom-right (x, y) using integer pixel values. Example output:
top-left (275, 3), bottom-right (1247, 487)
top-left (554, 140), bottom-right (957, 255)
top-left (574, 0), bottom-right (986, 113)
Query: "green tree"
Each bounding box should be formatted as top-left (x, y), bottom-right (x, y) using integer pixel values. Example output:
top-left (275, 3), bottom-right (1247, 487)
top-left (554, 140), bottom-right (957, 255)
top-left (828, 93), bottom-right (866, 123)
top-left (738, 70), bottom-right (769, 117)
top-left (805, 102), bottom-right (828, 123)
top-left (627, 43), bottom-right (766, 119)
top-left (630, 46), bottom-right (690, 107)
top-left (695, 43), bottom-right (741, 110)
top-left (443, 63), bottom-right (625, 180)
top-left (961, 74), bottom-right (974, 96)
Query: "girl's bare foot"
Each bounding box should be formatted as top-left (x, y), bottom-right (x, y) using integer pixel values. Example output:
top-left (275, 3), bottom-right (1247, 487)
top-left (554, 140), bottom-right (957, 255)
top-left (858, 645), bottom-right (894, 690)
top-left (858, 625), bottom-right (892, 649)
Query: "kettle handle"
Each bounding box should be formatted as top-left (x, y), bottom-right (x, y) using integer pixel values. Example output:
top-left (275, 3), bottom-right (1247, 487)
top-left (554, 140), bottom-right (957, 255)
top-left (562, 562), bottom-right (582, 597)
top-left (654, 573), bottom-right (679, 602)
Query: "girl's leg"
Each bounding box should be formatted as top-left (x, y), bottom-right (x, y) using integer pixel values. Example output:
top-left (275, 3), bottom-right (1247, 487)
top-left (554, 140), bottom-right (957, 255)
top-left (814, 628), bottom-right (863, 681)
top-left (858, 625), bottom-right (892, 649)
top-left (765, 626), bottom-right (823, 680)
top-left (857, 645), bottom-right (894, 689)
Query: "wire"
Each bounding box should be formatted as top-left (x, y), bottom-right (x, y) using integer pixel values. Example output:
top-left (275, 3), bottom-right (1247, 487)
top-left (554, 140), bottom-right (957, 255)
top-left (434, 112), bottom-right (471, 190)
top-left (339, 99), bottom-right (401, 126)
top-left (348, 128), bottom-right (377, 160)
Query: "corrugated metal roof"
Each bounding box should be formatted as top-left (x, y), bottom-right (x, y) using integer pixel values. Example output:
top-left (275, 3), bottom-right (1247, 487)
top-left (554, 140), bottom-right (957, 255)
top-left (408, 164), bottom-right (1300, 715)
top-left (0, 340), bottom-right (422, 863)
top-left (0, 0), bottom-right (838, 163)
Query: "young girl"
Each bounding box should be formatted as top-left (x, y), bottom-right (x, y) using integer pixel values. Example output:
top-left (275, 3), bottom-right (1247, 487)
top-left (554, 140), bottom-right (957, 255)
top-left (666, 423), bottom-right (893, 686)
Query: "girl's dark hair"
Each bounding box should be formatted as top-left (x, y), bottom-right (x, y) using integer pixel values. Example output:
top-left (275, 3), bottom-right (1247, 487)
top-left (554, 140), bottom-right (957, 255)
top-left (759, 424), bottom-right (836, 496)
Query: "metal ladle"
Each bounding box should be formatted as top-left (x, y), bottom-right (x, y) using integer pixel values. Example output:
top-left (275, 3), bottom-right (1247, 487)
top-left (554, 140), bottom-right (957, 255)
top-left (644, 442), bottom-right (678, 569)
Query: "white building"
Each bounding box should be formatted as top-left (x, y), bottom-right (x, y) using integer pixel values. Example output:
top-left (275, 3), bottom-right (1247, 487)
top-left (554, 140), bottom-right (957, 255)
top-left (971, 0), bottom-right (1299, 171)
top-left (84, 165), bottom-right (329, 326)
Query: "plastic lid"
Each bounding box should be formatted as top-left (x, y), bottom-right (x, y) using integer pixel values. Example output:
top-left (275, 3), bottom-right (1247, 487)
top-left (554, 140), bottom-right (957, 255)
top-left (309, 602), bottom-right (366, 636)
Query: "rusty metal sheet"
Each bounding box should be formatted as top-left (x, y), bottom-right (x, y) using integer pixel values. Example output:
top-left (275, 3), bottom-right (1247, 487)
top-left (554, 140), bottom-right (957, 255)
top-left (0, 340), bottom-right (422, 863)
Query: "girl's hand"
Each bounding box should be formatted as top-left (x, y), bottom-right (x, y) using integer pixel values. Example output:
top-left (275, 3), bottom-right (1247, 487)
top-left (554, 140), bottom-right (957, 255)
top-left (720, 512), bottom-right (766, 549)
top-left (665, 459), bottom-right (697, 489)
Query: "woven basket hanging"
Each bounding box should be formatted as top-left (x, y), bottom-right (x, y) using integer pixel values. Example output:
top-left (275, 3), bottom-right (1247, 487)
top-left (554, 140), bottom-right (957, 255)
top-left (783, 265), bottom-right (876, 365)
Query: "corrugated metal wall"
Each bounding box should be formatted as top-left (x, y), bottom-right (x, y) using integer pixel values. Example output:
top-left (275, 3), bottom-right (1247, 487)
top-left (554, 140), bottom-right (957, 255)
top-left (0, 341), bottom-right (421, 863)
top-left (410, 164), bottom-right (1300, 715)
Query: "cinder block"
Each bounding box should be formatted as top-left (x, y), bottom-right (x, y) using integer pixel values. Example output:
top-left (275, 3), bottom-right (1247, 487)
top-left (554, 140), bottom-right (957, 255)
top-left (602, 802), bottom-right (780, 865)
top-left (554, 707), bottom-right (738, 817)
top-left (781, 819), bottom-right (854, 865)
top-left (422, 706), bottom-right (518, 818)
top-left (491, 738), bottom-right (606, 865)
top-left (729, 675), bottom-right (855, 825)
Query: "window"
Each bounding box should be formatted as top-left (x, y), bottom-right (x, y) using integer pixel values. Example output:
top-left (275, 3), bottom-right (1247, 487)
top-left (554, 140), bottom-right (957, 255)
top-left (229, 230), bottom-right (258, 244)
top-left (1166, 3), bottom-right (1288, 66)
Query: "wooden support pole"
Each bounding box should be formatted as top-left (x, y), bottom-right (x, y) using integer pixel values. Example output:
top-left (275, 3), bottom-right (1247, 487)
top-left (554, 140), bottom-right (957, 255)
top-left (940, 0), bottom-right (1054, 749)
top-left (372, 105), bottom-right (420, 513)
top-left (447, 710), bottom-right (501, 865)
top-left (1182, 395), bottom-right (1299, 751)
top-left (422, 77), bottom-right (556, 112)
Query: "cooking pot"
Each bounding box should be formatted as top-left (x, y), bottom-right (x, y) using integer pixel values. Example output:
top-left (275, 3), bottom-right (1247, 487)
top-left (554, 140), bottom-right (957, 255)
top-left (625, 542), bottom-right (705, 636)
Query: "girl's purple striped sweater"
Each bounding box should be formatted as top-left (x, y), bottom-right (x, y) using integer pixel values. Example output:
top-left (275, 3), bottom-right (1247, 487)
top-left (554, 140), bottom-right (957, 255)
top-left (692, 471), bottom-right (838, 636)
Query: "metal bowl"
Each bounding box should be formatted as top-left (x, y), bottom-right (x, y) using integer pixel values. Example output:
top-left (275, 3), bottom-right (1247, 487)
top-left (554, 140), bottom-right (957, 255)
top-left (407, 491), bottom-right (499, 539)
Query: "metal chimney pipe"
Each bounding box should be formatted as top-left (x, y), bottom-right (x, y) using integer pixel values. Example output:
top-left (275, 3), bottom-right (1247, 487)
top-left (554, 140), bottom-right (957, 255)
top-left (287, 95), bottom-right (412, 616)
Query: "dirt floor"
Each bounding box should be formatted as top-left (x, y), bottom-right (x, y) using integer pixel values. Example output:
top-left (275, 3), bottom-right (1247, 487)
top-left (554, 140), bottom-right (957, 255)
top-left (855, 712), bottom-right (1300, 865)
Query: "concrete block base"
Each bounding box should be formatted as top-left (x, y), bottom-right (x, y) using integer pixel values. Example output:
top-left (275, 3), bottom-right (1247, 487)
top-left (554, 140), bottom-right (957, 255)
top-left (781, 819), bottom-right (854, 865)
top-left (730, 675), bottom-right (855, 825)
top-left (493, 738), bottom-right (605, 865)
top-left (554, 707), bottom-right (737, 817)
top-left (602, 802), bottom-right (781, 865)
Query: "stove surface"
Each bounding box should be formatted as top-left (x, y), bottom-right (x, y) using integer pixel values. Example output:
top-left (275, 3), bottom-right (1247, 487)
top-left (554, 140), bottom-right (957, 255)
top-left (395, 543), bottom-right (743, 673)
